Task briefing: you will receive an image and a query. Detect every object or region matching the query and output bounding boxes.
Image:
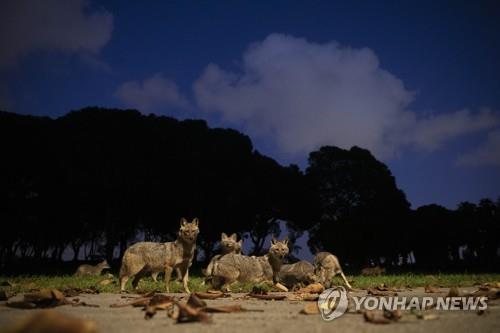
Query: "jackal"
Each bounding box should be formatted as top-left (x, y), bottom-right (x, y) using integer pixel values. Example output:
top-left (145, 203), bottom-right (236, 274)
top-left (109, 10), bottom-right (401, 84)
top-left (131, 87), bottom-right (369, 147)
top-left (314, 252), bottom-right (352, 289)
top-left (119, 218), bottom-right (199, 293)
top-left (361, 265), bottom-right (386, 276)
top-left (74, 260), bottom-right (110, 276)
top-left (279, 260), bottom-right (318, 288)
top-left (211, 237), bottom-right (288, 291)
top-left (203, 233), bottom-right (242, 279)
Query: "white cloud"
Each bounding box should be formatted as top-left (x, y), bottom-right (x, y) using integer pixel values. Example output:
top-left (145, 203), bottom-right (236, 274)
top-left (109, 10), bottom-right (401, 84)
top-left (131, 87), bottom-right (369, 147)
top-left (456, 130), bottom-right (500, 166)
top-left (114, 74), bottom-right (189, 112)
top-left (398, 108), bottom-right (499, 152)
top-left (0, 0), bottom-right (113, 68)
top-left (194, 34), bottom-right (499, 159)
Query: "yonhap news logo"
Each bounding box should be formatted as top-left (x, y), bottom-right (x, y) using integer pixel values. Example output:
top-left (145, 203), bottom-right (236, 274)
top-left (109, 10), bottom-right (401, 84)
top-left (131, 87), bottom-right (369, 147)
top-left (317, 287), bottom-right (488, 321)
top-left (317, 287), bottom-right (349, 321)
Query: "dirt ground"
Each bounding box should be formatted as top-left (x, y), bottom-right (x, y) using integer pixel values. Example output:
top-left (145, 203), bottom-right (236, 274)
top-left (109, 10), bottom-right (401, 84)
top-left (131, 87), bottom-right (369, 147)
top-left (1, 287), bottom-right (499, 333)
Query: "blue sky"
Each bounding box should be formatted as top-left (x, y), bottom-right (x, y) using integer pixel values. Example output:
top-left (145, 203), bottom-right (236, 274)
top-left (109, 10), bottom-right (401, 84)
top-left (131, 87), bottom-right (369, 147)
top-left (1, 0), bottom-right (499, 209)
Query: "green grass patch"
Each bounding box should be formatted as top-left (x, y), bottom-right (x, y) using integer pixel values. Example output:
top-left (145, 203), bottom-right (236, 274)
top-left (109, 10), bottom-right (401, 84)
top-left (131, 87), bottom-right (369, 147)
top-left (1, 273), bottom-right (499, 294)
top-left (335, 273), bottom-right (500, 289)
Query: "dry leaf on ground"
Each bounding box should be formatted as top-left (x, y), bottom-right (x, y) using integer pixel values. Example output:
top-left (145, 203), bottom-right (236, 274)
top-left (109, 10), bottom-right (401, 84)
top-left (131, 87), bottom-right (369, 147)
top-left (425, 285), bottom-right (441, 293)
top-left (175, 302), bottom-right (212, 324)
top-left (194, 291), bottom-right (228, 299)
top-left (2, 310), bottom-right (97, 333)
top-left (367, 288), bottom-right (397, 297)
top-left (300, 303), bottom-right (320, 315)
top-left (447, 287), bottom-right (460, 297)
top-left (363, 310), bottom-right (392, 324)
top-left (144, 295), bottom-right (174, 320)
top-left (297, 283), bottom-right (324, 294)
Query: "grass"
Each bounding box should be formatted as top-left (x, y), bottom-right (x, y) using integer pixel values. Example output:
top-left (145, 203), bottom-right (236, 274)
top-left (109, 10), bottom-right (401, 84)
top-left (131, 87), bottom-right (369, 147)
top-left (1, 273), bottom-right (499, 294)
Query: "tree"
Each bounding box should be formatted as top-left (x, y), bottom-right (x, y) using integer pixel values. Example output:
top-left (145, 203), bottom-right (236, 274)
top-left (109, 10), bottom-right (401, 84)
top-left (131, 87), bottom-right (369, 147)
top-left (306, 146), bottom-right (411, 267)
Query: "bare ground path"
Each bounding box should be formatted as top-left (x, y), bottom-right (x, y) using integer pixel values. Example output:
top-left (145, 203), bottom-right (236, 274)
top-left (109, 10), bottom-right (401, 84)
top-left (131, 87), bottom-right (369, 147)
top-left (1, 287), bottom-right (499, 333)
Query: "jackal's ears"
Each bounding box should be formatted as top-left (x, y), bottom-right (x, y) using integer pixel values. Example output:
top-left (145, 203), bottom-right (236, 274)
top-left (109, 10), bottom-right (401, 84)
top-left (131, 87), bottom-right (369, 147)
top-left (221, 232), bottom-right (228, 239)
top-left (283, 236), bottom-right (289, 245)
top-left (230, 233), bottom-right (237, 241)
top-left (192, 218), bottom-right (199, 226)
top-left (271, 236), bottom-right (277, 245)
top-left (180, 218), bottom-right (188, 226)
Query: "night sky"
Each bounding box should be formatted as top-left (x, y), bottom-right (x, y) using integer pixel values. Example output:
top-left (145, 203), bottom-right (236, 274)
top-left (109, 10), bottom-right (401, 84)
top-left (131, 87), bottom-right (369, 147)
top-left (1, 0), bottom-right (499, 209)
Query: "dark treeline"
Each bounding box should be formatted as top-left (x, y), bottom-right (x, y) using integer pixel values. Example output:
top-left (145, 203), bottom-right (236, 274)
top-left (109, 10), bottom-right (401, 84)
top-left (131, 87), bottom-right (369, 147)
top-left (0, 108), bottom-right (498, 273)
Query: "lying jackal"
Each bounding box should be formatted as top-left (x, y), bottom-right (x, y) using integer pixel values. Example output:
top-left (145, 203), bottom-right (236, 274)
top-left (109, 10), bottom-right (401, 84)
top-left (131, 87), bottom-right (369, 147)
top-left (279, 260), bottom-right (318, 288)
top-left (314, 252), bottom-right (352, 289)
top-left (119, 218), bottom-right (199, 293)
top-left (211, 237), bottom-right (288, 291)
top-left (75, 260), bottom-right (110, 276)
top-left (204, 232), bottom-right (242, 279)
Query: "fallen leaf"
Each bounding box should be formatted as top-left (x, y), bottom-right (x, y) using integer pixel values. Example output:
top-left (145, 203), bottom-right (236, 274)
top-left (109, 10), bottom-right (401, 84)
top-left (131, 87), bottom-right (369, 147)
top-left (109, 296), bottom-right (152, 308)
top-left (363, 310), bottom-right (391, 324)
top-left (144, 295), bottom-right (174, 320)
top-left (288, 293), bottom-right (319, 302)
top-left (194, 291), bottom-right (227, 299)
top-left (425, 285), bottom-right (441, 293)
top-left (469, 287), bottom-right (500, 300)
top-left (186, 293), bottom-right (207, 308)
top-left (6, 301), bottom-right (37, 309)
top-left (297, 283), bottom-right (324, 294)
top-left (2, 310), bottom-right (97, 333)
top-left (71, 301), bottom-right (100, 308)
top-left (175, 302), bottom-right (212, 324)
top-left (300, 303), bottom-right (320, 315)
top-left (383, 309), bottom-right (402, 321)
top-left (416, 312), bottom-right (439, 320)
top-left (204, 304), bottom-right (257, 313)
top-left (22, 289), bottom-right (69, 308)
top-left (248, 293), bottom-right (287, 300)
top-left (62, 287), bottom-right (99, 297)
top-left (367, 288), bottom-right (397, 297)
top-left (447, 287), bottom-right (460, 298)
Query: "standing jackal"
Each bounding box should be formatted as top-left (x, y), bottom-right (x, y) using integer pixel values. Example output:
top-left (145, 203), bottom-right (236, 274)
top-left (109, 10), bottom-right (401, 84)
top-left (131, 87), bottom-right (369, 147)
top-left (74, 260), bottom-right (110, 276)
top-left (211, 237), bottom-right (288, 291)
top-left (314, 252), bottom-right (352, 289)
top-left (119, 218), bottom-right (199, 293)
